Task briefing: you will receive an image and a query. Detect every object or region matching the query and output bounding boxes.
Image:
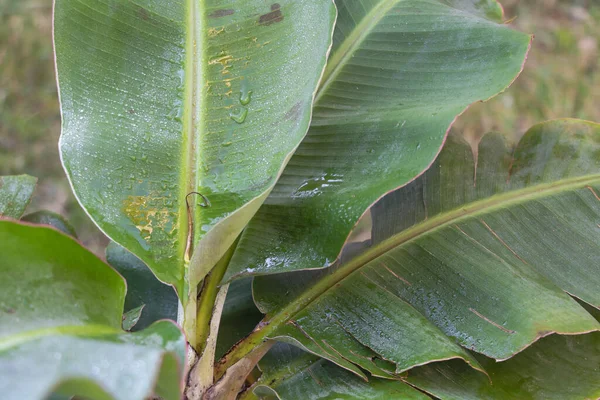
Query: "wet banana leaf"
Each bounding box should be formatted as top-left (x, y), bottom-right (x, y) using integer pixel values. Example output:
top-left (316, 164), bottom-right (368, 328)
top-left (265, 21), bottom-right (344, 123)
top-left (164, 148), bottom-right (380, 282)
top-left (405, 332), bottom-right (600, 399)
top-left (225, 0), bottom-right (531, 280)
top-left (0, 220), bottom-right (185, 400)
top-left (247, 333), bottom-right (600, 400)
top-left (232, 119), bottom-right (600, 379)
top-left (54, 0), bottom-right (336, 298)
top-left (245, 343), bottom-right (429, 400)
top-left (0, 175), bottom-right (37, 219)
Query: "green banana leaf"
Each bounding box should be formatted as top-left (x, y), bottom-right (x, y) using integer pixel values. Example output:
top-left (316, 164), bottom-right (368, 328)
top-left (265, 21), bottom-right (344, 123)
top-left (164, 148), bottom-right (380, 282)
top-left (0, 175), bottom-right (37, 219)
top-left (405, 332), bottom-right (600, 399)
top-left (54, 0), bottom-right (336, 299)
top-left (243, 333), bottom-right (600, 400)
top-left (246, 343), bottom-right (428, 400)
top-left (0, 220), bottom-right (185, 400)
top-left (234, 119), bottom-right (600, 380)
top-left (225, 0), bottom-right (532, 281)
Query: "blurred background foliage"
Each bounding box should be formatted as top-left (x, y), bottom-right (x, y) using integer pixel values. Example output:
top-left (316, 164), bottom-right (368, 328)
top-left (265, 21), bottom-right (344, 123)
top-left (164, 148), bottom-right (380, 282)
top-left (1, 0), bottom-right (599, 255)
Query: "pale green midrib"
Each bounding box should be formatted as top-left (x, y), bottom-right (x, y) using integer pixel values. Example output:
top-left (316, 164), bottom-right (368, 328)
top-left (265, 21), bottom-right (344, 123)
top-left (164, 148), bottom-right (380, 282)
top-left (0, 325), bottom-right (122, 352)
top-left (264, 173), bottom-right (600, 329)
top-left (314, 0), bottom-right (400, 104)
top-left (179, 0), bottom-right (206, 287)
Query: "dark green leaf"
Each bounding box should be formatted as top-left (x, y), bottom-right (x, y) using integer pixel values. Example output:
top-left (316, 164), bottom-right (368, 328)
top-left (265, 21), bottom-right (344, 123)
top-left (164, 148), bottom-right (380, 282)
top-left (21, 210), bottom-right (77, 237)
top-left (216, 278), bottom-right (263, 360)
top-left (106, 242), bottom-right (178, 331)
top-left (406, 333), bottom-right (600, 399)
top-left (246, 343), bottom-right (430, 400)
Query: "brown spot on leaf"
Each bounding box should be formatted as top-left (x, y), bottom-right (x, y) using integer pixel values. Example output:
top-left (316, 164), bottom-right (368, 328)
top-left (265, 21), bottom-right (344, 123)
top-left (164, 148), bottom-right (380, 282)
top-left (284, 101), bottom-right (302, 121)
top-left (137, 7), bottom-right (149, 21)
top-left (259, 3), bottom-right (283, 25)
top-left (209, 9), bottom-right (235, 18)
top-left (128, 109), bottom-right (135, 114)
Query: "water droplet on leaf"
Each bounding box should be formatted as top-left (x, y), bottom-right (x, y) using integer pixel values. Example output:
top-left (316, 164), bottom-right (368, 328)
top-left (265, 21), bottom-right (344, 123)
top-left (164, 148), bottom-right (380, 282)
top-left (230, 107), bottom-right (248, 124)
top-left (239, 89), bottom-right (252, 105)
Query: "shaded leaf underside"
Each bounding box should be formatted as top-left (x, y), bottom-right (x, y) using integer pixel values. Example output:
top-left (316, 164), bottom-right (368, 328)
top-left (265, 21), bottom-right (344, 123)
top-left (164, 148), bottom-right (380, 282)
top-left (248, 120), bottom-right (600, 381)
top-left (106, 242), bottom-right (179, 331)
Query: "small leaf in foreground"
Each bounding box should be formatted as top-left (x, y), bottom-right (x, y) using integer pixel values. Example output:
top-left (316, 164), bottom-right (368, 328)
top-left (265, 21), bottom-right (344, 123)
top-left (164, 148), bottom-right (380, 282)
top-left (0, 221), bottom-right (184, 400)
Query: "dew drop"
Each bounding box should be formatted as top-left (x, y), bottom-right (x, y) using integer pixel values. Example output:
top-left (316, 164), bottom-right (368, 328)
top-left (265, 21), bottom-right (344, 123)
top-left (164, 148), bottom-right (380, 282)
top-left (230, 107), bottom-right (248, 124)
top-left (130, 155), bottom-right (137, 161)
top-left (239, 89), bottom-right (252, 105)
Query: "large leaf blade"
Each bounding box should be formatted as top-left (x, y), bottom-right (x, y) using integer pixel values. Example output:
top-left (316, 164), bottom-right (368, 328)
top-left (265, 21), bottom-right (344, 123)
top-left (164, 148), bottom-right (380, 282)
top-left (225, 0), bottom-right (531, 280)
top-left (0, 220), bottom-right (185, 400)
top-left (227, 119), bottom-right (600, 379)
top-left (54, 0), bottom-right (336, 296)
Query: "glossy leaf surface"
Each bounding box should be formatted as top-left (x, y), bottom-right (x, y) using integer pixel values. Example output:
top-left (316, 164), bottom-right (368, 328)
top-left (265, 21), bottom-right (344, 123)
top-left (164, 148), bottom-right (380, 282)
top-left (0, 175), bottom-right (36, 219)
top-left (406, 332), bottom-right (600, 399)
top-left (0, 221), bottom-right (185, 400)
top-left (55, 0), bottom-right (336, 296)
top-left (225, 0), bottom-right (531, 280)
top-left (246, 343), bottom-right (429, 400)
top-left (21, 210), bottom-right (77, 237)
top-left (106, 242), bottom-right (178, 331)
top-left (249, 333), bottom-right (600, 400)
top-left (242, 120), bottom-right (600, 379)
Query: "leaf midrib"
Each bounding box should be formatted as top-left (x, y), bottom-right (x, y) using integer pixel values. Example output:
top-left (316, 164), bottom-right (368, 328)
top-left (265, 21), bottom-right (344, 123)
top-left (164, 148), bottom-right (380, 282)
top-left (315, 0), bottom-right (400, 104)
top-left (180, 0), bottom-right (207, 275)
top-left (261, 173), bottom-right (600, 333)
top-left (314, 0), bottom-right (499, 104)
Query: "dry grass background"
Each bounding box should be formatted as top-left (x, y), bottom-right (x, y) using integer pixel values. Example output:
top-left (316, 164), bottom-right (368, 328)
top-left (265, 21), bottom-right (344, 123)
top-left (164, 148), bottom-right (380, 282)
top-left (1, 0), bottom-right (599, 254)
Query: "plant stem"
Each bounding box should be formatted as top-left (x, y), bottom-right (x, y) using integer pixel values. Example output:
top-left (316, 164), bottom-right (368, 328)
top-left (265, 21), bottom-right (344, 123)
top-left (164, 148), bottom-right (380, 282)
top-left (185, 236), bottom-right (240, 400)
top-left (186, 284), bottom-right (230, 400)
top-left (205, 341), bottom-right (274, 400)
top-left (194, 236), bottom-right (239, 351)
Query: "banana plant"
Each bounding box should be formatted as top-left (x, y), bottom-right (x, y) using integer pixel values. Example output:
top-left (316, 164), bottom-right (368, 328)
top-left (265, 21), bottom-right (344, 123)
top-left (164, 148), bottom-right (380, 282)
top-left (1, 0), bottom-right (598, 398)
